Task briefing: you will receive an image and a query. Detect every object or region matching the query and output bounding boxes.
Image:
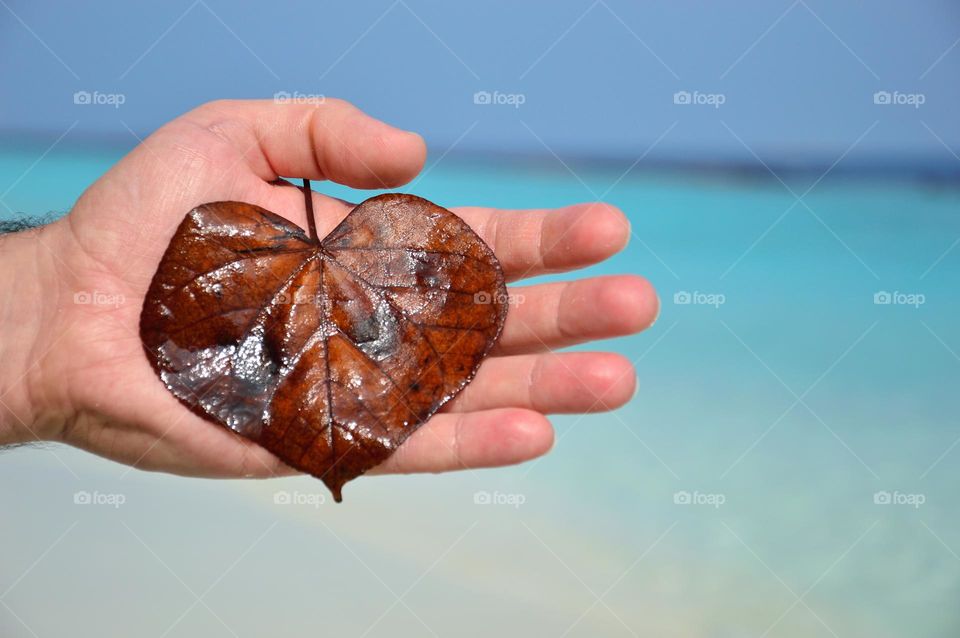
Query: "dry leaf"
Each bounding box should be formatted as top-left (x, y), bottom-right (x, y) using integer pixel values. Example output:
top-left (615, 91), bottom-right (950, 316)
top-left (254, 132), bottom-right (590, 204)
top-left (140, 193), bottom-right (507, 501)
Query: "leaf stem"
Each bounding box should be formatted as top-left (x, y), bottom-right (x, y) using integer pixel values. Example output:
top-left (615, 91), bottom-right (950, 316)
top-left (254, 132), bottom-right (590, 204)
top-left (303, 178), bottom-right (318, 242)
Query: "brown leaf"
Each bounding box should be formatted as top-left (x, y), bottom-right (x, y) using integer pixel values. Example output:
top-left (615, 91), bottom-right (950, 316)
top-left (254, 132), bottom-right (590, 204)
top-left (140, 193), bottom-right (507, 501)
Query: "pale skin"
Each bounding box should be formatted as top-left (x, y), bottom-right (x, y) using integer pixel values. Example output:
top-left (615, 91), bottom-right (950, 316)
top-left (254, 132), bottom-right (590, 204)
top-left (0, 99), bottom-right (659, 480)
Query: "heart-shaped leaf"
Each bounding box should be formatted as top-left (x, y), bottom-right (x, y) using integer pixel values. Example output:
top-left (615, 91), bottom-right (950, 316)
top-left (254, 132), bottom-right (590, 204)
top-left (140, 192), bottom-right (507, 501)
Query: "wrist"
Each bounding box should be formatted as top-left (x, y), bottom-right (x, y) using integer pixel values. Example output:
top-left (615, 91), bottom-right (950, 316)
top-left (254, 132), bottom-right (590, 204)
top-left (0, 224), bottom-right (61, 445)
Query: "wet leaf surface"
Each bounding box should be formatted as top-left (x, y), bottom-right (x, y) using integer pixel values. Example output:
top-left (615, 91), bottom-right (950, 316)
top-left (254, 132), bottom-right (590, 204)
top-left (140, 193), bottom-right (507, 501)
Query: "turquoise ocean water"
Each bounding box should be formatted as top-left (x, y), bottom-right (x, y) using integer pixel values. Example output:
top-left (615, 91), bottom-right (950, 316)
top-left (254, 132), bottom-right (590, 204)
top-left (2, 142), bottom-right (959, 637)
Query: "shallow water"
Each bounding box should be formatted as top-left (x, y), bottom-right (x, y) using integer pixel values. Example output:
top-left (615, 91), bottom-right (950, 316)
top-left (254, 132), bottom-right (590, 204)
top-left (2, 142), bottom-right (959, 637)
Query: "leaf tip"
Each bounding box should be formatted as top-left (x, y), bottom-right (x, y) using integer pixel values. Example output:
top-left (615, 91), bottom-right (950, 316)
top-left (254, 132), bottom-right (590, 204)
top-left (325, 478), bottom-right (344, 503)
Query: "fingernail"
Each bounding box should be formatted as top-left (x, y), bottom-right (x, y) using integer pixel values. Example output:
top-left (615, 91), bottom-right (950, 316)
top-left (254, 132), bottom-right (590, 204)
top-left (650, 293), bottom-right (661, 328)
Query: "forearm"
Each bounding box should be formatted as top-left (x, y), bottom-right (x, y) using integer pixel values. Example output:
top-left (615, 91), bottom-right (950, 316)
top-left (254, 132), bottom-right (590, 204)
top-left (0, 225), bottom-right (53, 445)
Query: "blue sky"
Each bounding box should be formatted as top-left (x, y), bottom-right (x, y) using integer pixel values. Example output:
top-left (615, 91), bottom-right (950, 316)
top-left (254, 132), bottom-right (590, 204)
top-left (1, 0), bottom-right (958, 167)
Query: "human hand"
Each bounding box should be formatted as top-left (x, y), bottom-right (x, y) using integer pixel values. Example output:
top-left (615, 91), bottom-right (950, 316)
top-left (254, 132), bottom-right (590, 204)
top-left (0, 99), bottom-right (658, 480)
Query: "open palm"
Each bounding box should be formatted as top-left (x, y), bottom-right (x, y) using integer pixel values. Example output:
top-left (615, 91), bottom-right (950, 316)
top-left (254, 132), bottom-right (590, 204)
top-left (33, 99), bottom-right (658, 480)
